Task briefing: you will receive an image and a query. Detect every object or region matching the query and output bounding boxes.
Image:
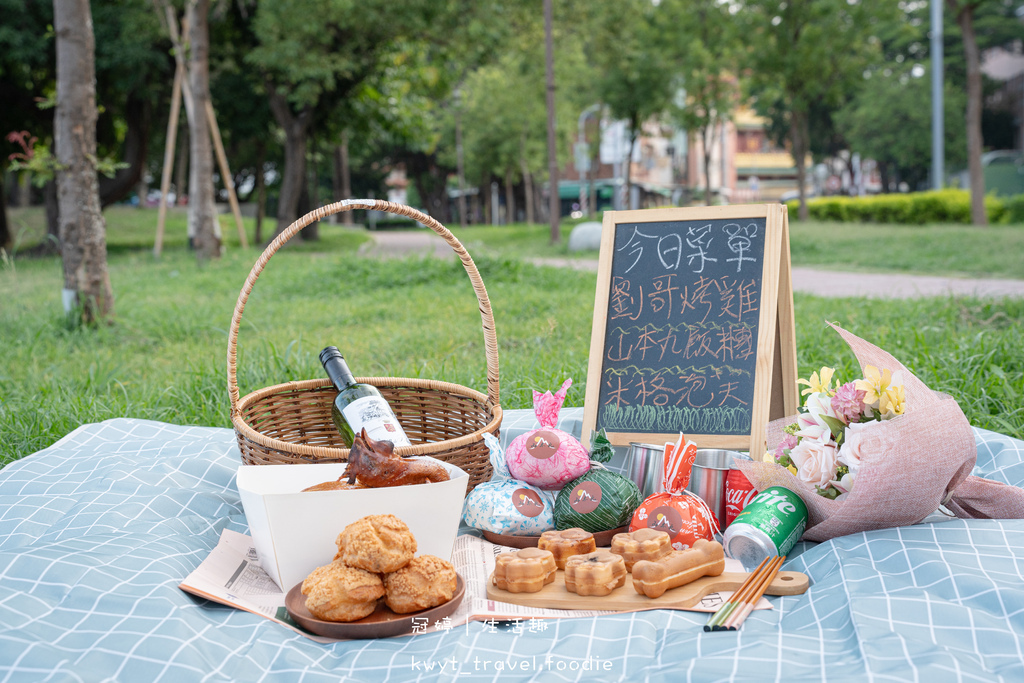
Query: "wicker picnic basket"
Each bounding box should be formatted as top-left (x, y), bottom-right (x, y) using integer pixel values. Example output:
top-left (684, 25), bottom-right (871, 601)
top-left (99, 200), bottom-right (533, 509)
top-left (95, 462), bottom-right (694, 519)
top-left (227, 199), bottom-right (501, 491)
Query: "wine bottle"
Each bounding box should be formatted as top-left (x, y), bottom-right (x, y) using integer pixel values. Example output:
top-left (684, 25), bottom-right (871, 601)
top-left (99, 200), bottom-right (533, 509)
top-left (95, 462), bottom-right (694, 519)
top-left (319, 346), bottom-right (412, 448)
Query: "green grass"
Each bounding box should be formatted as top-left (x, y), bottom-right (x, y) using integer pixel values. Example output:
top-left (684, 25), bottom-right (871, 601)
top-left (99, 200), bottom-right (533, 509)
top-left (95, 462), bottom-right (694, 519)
top-left (1, 208), bottom-right (1023, 467)
top-left (455, 217), bottom-right (1024, 280)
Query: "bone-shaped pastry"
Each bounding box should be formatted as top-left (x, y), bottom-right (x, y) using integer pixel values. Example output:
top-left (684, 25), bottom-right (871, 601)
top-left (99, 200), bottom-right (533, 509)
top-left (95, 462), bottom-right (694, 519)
top-left (630, 539), bottom-right (726, 599)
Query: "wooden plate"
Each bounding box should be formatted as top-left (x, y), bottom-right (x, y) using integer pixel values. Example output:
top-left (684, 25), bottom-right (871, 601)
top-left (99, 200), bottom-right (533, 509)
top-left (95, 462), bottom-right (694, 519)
top-left (485, 570), bottom-right (808, 612)
top-left (285, 574), bottom-right (465, 639)
top-left (481, 526), bottom-right (629, 549)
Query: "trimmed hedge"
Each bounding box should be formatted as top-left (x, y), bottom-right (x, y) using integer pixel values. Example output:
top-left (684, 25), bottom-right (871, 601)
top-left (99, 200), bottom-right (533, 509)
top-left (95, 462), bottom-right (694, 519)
top-left (785, 189), bottom-right (1022, 225)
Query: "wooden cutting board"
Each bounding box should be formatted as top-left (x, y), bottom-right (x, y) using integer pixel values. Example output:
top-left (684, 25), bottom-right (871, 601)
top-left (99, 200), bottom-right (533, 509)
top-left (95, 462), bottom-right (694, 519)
top-left (485, 569), bottom-right (809, 612)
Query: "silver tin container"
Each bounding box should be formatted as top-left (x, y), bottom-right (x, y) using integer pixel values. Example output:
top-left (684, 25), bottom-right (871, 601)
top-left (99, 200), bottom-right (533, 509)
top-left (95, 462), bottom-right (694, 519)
top-left (685, 449), bottom-right (749, 530)
top-left (625, 442), bottom-right (667, 499)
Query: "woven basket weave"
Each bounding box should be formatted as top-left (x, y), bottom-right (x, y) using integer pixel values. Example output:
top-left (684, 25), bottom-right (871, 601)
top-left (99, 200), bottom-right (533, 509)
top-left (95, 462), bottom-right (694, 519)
top-left (227, 199), bottom-right (501, 490)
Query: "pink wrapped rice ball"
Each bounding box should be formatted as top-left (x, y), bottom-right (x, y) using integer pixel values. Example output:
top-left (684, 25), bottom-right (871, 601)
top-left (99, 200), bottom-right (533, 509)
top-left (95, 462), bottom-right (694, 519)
top-left (506, 379), bottom-right (590, 490)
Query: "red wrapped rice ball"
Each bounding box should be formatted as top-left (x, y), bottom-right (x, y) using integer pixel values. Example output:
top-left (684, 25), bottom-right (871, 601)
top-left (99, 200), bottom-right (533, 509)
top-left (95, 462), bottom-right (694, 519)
top-left (629, 492), bottom-right (718, 551)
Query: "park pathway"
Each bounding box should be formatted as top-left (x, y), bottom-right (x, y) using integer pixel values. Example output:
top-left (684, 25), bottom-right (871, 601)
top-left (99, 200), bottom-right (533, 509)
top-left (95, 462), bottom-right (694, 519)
top-left (359, 231), bottom-right (1024, 299)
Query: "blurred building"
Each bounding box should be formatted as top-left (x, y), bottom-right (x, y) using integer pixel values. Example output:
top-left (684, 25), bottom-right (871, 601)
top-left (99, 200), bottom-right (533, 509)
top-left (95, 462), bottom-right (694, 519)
top-left (560, 106), bottom-right (811, 213)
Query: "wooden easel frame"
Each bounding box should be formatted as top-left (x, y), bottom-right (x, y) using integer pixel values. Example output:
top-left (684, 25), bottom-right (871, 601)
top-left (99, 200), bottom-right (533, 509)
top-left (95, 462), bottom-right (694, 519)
top-left (581, 204), bottom-right (798, 456)
top-left (153, 3), bottom-right (248, 256)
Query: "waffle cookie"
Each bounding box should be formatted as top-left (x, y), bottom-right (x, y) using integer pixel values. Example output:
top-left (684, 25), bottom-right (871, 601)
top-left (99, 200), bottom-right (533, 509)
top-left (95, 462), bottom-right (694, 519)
top-left (563, 551), bottom-right (628, 597)
top-left (492, 547), bottom-right (557, 593)
top-left (537, 528), bottom-right (597, 570)
top-left (610, 528), bottom-right (673, 572)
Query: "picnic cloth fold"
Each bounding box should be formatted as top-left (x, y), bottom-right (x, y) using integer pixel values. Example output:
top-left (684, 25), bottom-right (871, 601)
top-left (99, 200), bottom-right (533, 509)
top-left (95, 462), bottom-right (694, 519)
top-left (736, 323), bottom-right (1024, 542)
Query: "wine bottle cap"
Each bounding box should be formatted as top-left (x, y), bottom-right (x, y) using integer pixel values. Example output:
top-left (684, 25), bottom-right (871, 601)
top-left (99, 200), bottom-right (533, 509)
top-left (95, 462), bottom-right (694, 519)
top-left (319, 346), bottom-right (344, 365)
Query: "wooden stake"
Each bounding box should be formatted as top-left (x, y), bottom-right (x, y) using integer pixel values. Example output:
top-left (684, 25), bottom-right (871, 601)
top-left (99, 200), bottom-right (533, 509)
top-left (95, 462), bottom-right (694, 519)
top-left (155, 61), bottom-right (183, 258)
top-left (156, 2), bottom-right (247, 251)
top-left (205, 99), bottom-right (248, 248)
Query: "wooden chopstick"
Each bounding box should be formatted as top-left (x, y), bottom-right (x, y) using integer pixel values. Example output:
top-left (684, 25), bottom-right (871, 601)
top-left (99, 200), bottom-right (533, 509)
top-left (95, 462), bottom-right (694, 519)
top-left (703, 556), bottom-right (769, 631)
top-left (722, 555), bottom-right (786, 631)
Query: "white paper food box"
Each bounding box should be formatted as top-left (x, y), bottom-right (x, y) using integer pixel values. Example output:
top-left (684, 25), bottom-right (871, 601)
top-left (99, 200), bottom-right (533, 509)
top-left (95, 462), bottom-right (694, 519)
top-left (236, 458), bottom-right (468, 592)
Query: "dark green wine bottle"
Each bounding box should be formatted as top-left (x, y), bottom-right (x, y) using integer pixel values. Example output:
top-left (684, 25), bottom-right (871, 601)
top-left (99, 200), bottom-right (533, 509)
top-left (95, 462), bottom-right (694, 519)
top-left (319, 346), bottom-right (412, 448)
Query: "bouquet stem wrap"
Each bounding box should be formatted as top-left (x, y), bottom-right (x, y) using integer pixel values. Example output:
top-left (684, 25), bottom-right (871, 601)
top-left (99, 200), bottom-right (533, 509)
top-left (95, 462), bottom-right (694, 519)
top-left (734, 323), bottom-right (1024, 542)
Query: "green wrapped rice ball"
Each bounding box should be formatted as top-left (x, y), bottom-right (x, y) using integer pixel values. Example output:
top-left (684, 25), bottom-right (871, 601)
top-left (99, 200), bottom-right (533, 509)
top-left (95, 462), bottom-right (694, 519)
top-left (553, 464), bottom-right (642, 533)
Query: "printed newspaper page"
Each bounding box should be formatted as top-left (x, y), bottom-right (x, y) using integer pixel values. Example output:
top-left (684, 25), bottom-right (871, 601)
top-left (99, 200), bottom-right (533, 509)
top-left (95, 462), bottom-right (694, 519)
top-left (180, 529), bottom-right (767, 642)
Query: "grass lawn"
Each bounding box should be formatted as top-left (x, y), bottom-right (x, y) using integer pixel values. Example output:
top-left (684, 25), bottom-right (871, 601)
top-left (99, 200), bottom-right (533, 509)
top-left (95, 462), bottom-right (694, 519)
top-left (1, 207), bottom-right (1023, 466)
top-left (457, 217), bottom-right (1024, 280)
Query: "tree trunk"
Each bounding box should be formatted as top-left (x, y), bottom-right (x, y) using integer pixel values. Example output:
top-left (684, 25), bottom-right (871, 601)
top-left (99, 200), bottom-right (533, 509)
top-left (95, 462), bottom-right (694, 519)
top-left (482, 173), bottom-right (492, 225)
top-left (186, 0), bottom-right (222, 258)
top-left (301, 134), bottom-right (318, 241)
top-left (455, 104), bottom-right (468, 228)
top-left (99, 91), bottom-right (150, 207)
top-left (700, 124), bottom-right (714, 206)
top-left (543, 0), bottom-right (559, 243)
top-left (504, 168), bottom-right (516, 224)
top-left (268, 89), bottom-right (311, 240)
top-left (790, 107), bottom-right (810, 221)
top-left (17, 173), bottom-right (31, 207)
top-left (332, 135), bottom-right (353, 226)
top-left (953, 1), bottom-right (987, 225)
top-left (174, 113), bottom-right (189, 206)
top-left (43, 180), bottom-right (60, 254)
top-left (521, 154), bottom-right (535, 225)
top-left (53, 0), bottom-right (114, 323)
top-left (625, 115), bottom-right (638, 209)
top-left (589, 148), bottom-right (597, 217)
top-left (254, 141), bottom-right (266, 243)
top-left (0, 179), bottom-right (9, 250)
top-left (340, 131), bottom-right (352, 226)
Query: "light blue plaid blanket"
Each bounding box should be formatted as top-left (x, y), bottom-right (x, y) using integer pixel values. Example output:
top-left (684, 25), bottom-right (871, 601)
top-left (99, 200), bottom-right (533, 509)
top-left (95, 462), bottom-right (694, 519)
top-left (1, 412), bottom-right (1023, 682)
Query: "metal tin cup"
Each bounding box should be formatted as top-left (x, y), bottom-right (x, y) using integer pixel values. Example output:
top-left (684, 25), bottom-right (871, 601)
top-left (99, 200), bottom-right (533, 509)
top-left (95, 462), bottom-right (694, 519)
top-left (723, 486), bottom-right (808, 571)
top-left (685, 449), bottom-right (747, 530)
top-left (625, 443), bottom-right (667, 498)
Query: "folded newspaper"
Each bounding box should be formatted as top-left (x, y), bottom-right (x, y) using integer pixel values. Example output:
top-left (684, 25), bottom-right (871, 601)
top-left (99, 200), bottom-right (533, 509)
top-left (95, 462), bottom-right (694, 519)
top-left (180, 529), bottom-right (768, 642)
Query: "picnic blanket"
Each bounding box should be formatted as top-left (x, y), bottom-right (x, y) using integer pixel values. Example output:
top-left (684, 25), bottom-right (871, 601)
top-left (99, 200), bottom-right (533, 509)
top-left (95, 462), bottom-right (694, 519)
top-left (1, 411), bottom-right (1023, 682)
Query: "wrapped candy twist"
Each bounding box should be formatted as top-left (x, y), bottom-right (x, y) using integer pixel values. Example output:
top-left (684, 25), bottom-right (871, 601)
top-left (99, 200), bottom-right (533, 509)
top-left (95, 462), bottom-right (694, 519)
top-left (554, 430), bottom-right (642, 533)
top-left (629, 435), bottom-right (719, 551)
top-left (505, 379), bottom-right (590, 490)
top-left (462, 433), bottom-right (556, 536)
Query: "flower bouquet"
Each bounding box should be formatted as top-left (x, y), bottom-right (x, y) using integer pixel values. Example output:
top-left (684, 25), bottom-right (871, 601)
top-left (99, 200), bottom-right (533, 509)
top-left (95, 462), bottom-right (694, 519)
top-left (734, 323), bottom-right (1024, 542)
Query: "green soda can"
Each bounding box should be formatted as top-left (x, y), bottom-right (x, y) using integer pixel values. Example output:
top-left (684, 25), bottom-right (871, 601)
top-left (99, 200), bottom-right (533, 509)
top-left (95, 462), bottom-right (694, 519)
top-left (723, 486), bottom-right (808, 570)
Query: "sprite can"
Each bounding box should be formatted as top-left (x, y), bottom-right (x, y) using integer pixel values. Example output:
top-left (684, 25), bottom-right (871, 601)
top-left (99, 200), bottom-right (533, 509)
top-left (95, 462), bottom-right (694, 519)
top-left (723, 486), bottom-right (807, 571)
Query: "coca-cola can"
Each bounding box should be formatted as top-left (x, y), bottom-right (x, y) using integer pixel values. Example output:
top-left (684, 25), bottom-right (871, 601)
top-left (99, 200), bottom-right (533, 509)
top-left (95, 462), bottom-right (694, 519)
top-left (725, 468), bottom-right (759, 528)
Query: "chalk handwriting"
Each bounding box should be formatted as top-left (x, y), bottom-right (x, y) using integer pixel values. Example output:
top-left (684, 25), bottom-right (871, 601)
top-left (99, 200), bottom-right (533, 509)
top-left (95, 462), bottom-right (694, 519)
top-left (724, 222), bottom-right (758, 273)
top-left (686, 224), bottom-right (718, 273)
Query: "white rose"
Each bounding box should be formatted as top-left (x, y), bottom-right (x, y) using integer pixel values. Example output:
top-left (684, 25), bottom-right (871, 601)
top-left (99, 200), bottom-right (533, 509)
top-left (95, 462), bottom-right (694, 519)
top-left (796, 393), bottom-right (839, 442)
top-left (788, 439), bottom-right (839, 489)
top-left (837, 420), bottom-right (882, 492)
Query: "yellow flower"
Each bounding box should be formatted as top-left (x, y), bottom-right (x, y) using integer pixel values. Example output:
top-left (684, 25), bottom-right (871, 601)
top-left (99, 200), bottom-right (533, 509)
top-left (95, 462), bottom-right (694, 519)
top-left (765, 450), bottom-right (797, 474)
top-left (797, 367), bottom-right (836, 396)
top-left (880, 383), bottom-right (906, 417)
top-left (854, 365), bottom-right (893, 406)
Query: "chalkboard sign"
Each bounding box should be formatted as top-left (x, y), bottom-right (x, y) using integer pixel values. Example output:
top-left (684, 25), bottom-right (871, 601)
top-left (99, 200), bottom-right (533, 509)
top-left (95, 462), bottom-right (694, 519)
top-left (583, 205), bottom-right (798, 455)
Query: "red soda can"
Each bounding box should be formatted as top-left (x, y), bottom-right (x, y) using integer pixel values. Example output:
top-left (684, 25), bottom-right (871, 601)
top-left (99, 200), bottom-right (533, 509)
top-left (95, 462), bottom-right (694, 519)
top-left (725, 468), bottom-right (758, 528)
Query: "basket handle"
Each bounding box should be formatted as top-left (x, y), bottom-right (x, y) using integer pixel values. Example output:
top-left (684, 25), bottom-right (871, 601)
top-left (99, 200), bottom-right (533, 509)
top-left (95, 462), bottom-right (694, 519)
top-left (227, 199), bottom-right (500, 415)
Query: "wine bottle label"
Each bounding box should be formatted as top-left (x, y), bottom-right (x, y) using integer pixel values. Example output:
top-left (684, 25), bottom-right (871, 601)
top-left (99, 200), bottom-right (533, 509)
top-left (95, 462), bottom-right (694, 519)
top-left (341, 396), bottom-right (412, 448)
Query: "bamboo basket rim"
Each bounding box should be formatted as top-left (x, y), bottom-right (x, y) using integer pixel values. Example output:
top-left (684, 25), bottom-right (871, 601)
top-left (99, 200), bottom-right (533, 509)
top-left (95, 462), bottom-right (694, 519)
top-left (227, 199), bottom-right (501, 460)
top-left (231, 377), bottom-right (503, 460)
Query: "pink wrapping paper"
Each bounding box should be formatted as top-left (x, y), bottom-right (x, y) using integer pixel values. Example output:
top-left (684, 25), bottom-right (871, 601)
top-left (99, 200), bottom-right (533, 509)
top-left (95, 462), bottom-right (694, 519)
top-left (735, 323), bottom-right (1024, 542)
top-left (506, 379), bottom-right (590, 490)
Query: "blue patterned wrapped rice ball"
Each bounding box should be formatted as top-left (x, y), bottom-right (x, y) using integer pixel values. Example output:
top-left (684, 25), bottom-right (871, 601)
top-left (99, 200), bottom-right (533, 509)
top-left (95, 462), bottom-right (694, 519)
top-left (462, 434), bottom-right (556, 535)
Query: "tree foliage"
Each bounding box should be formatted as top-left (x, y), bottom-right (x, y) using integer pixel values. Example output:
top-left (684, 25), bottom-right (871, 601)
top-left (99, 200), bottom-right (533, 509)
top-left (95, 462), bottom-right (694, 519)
top-left (740, 0), bottom-right (897, 217)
